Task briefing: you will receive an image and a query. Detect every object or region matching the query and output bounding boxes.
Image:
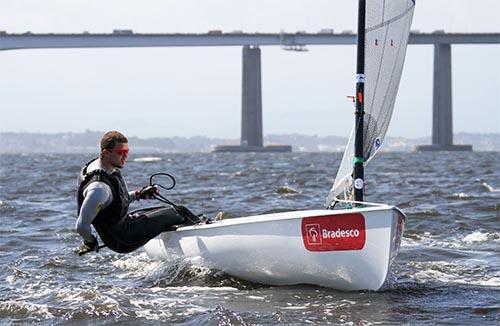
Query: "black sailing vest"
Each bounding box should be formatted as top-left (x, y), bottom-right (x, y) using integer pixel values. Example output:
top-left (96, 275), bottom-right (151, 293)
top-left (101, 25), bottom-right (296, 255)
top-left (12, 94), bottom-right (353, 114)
top-left (76, 158), bottom-right (130, 229)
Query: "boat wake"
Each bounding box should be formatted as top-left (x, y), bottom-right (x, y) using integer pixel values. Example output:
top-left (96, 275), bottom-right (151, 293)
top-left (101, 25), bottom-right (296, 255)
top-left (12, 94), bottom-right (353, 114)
top-left (112, 253), bottom-right (265, 289)
top-left (407, 260), bottom-right (500, 287)
top-left (399, 230), bottom-right (500, 289)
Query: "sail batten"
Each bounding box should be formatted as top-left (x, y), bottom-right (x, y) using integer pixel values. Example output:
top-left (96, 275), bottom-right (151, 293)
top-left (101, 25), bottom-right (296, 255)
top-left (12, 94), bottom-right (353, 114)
top-left (327, 0), bottom-right (415, 207)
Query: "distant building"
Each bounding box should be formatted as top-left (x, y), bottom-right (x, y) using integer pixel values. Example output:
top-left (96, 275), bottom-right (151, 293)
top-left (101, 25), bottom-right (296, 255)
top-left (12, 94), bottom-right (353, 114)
top-left (113, 29), bottom-right (133, 35)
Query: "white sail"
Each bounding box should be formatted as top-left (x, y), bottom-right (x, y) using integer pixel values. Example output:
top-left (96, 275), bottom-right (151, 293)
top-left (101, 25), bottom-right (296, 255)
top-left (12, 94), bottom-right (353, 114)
top-left (327, 0), bottom-right (415, 206)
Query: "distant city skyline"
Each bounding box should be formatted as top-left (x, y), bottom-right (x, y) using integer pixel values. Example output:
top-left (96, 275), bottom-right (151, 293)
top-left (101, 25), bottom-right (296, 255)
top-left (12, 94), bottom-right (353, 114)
top-left (0, 0), bottom-right (499, 138)
top-left (2, 130), bottom-right (499, 153)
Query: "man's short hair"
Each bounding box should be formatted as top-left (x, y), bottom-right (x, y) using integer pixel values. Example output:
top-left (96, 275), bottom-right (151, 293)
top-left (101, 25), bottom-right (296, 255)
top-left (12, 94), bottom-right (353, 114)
top-left (100, 131), bottom-right (128, 150)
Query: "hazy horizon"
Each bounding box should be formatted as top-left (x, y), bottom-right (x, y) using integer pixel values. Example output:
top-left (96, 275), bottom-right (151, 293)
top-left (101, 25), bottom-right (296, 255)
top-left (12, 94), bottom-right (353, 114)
top-left (2, 130), bottom-right (499, 153)
top-left (1, 129), bottom-right (499, 139)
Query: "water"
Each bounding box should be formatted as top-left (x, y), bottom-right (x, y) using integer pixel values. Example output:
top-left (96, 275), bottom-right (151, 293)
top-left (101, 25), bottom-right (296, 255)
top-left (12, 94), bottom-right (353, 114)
top-left (0, 152), bottom-right (499, 325)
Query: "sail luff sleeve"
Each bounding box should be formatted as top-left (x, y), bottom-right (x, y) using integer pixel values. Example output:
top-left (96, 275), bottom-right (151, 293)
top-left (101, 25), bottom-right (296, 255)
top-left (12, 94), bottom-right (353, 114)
top-left (354, 0), bottom-right (366, 203)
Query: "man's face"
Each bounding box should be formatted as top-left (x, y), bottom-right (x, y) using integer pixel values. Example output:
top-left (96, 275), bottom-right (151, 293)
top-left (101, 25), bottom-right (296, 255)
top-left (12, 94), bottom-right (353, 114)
top-left (107, 142), bottom-right (129, 168)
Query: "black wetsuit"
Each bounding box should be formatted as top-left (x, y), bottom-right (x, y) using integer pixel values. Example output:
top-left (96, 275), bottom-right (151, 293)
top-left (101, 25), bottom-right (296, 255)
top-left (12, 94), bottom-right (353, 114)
top-left (76, 158), bottom-right (186, 253)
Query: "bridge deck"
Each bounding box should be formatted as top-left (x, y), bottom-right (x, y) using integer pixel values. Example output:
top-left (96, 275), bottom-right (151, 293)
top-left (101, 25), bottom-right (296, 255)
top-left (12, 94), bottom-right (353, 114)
top-left (1, 32), bottom-right (499, 50)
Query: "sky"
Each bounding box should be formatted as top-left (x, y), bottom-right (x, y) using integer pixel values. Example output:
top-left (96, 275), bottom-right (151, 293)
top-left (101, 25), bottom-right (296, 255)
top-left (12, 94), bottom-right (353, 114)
top-left (0, 0), bottom-right (499, 139)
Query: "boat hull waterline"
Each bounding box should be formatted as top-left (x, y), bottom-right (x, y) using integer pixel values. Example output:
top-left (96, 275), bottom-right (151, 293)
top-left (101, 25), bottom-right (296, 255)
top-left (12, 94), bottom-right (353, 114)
top-left (144, 206), bottom-right (405, 291)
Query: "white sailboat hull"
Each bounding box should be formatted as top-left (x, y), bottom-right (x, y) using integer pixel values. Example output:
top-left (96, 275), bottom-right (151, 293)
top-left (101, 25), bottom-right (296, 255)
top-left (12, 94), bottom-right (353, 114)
top-left (144, 205), bottom-right (405, 291)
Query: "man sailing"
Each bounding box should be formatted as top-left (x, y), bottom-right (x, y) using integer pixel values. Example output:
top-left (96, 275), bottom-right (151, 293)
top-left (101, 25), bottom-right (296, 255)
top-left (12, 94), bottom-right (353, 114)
top-left (75, 131), bottom-right (199, 255)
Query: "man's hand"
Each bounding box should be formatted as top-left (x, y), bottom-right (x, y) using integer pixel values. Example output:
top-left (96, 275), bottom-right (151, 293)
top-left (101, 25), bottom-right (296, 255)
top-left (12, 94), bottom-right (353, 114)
top-left (138, 185), bottom-right (159, 200)
top-left (76, 237), bottom-right (100, 256)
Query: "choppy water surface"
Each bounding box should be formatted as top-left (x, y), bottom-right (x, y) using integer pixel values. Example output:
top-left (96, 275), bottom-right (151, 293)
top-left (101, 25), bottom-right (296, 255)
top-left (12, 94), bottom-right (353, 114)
top-left (0, 152), bottom-right (498, 325)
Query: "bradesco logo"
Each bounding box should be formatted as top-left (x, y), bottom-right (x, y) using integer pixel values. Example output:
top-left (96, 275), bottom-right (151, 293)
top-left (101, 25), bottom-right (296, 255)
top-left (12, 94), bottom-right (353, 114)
top-left (301, 213), bottom-right (366, 251)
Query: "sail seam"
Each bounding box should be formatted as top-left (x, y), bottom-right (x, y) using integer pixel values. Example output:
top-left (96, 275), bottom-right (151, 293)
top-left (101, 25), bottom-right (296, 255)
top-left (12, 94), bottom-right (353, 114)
top-left (366, 5), bottom-right (391, 159)
top-left (366, 4), bottom-right (414, 33)
top-left (377, 10), bottom-right (414, 147)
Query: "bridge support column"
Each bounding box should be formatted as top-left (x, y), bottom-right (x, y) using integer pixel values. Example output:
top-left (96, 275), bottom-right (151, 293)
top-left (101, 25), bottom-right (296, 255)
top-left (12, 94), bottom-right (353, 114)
top-left (433, 43), bottom-right (453, 146)
top-left (212, 46), bottom-right (291, 152)
top-left (414, 43), bottom-right (472, 151)
top-left (241, 45), bottom-right (263, 147)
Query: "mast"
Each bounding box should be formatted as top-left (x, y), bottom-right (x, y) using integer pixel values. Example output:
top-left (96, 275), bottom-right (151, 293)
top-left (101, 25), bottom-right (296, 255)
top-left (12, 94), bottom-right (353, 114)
top-left (353, 0), bottom-right (366, 203)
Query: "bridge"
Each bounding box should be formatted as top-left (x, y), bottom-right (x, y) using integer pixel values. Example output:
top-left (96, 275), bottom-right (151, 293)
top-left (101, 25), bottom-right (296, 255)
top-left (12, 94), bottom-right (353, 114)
top-left (1, 31), bottom-right (499, 151)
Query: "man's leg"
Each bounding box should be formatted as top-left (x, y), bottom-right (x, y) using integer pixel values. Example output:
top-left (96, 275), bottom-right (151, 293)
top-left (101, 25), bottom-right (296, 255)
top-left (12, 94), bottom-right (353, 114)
top-left (95, 206), bottom-right (199, 253)
top-left (120, 206), bottom-right (185, 244)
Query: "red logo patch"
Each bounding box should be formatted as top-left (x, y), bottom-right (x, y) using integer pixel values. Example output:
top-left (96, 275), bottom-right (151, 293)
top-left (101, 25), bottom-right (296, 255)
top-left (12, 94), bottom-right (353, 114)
top-left (301, 213), bottom-right (366, 251)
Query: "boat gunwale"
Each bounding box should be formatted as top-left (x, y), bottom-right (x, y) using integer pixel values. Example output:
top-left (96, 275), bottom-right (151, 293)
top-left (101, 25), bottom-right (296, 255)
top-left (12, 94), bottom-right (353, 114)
top-left (173, 204), bottom-right (402, 232)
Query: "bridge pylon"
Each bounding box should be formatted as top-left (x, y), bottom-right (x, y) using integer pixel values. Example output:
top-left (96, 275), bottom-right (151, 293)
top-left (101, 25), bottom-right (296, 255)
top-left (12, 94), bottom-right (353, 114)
top-left (414, 43), bottom-right (472, 151)
top-left (212, 46), bottom-right (291, 152)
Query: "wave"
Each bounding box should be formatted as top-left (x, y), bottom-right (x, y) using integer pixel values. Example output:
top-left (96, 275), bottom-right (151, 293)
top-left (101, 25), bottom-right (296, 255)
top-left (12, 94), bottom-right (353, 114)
top-left (403, 229), bottom-right (499, 249)
top-left (463, 231), bottom-right (488, 243)
top-left (233, 171), bottom-right (247, 177)
top-left (0, 300), bottom-right (54, 319)
top-left (276, 185), bottom-right (299, 194)
top-left (450, 192), bottom-right (471, 200)
top-left (405, 260), bottom-right (500, 288)
top-left (133, 157), bottom-right (162, 163)
top-left (481, 182), bottom-right (498, 192)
